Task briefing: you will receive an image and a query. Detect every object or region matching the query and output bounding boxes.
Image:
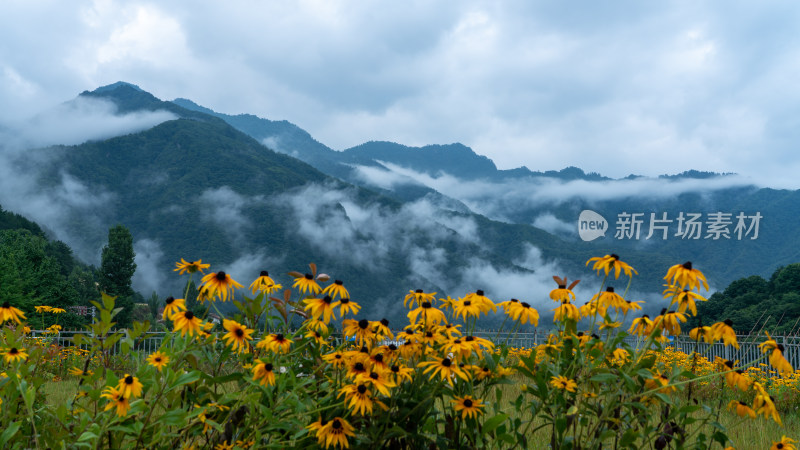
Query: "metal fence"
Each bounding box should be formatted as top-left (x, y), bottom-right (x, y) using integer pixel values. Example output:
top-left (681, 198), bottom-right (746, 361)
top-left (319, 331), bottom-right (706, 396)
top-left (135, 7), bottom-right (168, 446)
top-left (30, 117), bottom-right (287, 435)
top-left (30, 328), bottom-right (800, 370)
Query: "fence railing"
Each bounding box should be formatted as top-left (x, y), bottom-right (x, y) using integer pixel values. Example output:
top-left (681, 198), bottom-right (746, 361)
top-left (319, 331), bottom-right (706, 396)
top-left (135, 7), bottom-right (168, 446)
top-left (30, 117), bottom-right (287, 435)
top-left (29, 328), bottom-right (799, 371)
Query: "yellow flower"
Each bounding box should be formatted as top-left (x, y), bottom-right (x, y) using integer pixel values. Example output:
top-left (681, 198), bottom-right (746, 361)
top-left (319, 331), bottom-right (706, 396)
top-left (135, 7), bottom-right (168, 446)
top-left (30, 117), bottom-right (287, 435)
top-left (553, 302), bottom-right (580, 322)
top-left (549, 375), bottom-right (577, 393)
top-left (317, 417), bottom-right (356, 449)
top-left (257, 333), bottom-right (293, 354)
top-left (146, 352), bottom-right (170, 371)
top-left (453, 297), bottom-right (482, 321)
top-left (586, 254), bottom-right (637, 279)
top-left (404, 289), bottom-right (436, 309)
top-left (101, 386), bottom-right (130, 417)
top-left (174, 258), bottom-right (210, 275)
top-left (50, 307), bottom-right (66, 314)
top-left (172, 311), bottom-right (204, 337)
top-left (0, 302), bottom-right (26, 324)
top-left (339, 383), bottom-right (381, 416)
top-left (629, 315), bottom-right (653, 337)
top-left (292, 273), bottom-right (322, 295)
top-left (162, 297), bottom-right (186, 320)
top-left (200, 271), bottom-right (243, 302)
top-left (3, 347), bottom-right (28, 364)
top-left (222, 319), bottom-right (254, 353)
top-left (771, 436), bottom-right (797, 450)
top-left (321, 279), bottom-right (349, 300)
top-left (464, 290), bottom-right (496, 314)
top-left (663, 285), bottom-right (705, 316)
top-left (710, 319), bottom-right (738, 349)
top-left (505, 301), bottom-right (540, 326)
top-left (728, 400), bottom-right (755, 419)
top-left (664, 261), bottom-right (709, 291)
top-left (452, 395), bottom-right (485, 419)
top-left (418, 357), bottom-right (470, 386)
top-left (34, 305), bottom-right (52, 313)
top-left (408, 301), bottom-right (447, 326)
top-left (252, 360), bottom-right (276, 387)
top-left (303, 296), bottom-right (339, 323)
top-left (337, 298), bottom-right (361, 317)
top-left (343, 319), bottom-right (376, 347)
top-left (117, 374), bottom-right (143, 399)
top-left (249, 270), bottom-right (281, 294)
top-left (68, 367), bottom-right (93, 376)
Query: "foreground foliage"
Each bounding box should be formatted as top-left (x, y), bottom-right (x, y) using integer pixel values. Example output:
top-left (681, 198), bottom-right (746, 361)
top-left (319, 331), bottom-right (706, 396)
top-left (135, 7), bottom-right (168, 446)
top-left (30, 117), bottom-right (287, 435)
top-left (0, 256), bottom-right (797, 449)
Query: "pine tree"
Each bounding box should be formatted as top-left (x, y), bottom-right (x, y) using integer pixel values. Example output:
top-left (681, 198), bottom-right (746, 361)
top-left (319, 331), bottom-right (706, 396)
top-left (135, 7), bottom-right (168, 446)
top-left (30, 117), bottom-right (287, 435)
top-left (98, 225), bottom-right (137, 327)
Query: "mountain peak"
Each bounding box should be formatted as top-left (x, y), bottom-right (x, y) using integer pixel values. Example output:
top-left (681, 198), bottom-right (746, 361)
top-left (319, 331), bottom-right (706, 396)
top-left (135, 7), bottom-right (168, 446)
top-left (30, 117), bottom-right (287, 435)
top-left (87, 81), bottom-right (144, 94)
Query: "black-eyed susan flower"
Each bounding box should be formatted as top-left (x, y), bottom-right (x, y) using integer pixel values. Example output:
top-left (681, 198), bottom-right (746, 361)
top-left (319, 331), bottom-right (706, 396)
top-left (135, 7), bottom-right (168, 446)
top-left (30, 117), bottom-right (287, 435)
top-left (418, 357), bottom-right (469, 386)
top-left (753, 382), bottom-right (782, 425)
top-left (593, 287), bottom-right (626, 311)
top-left (663, 285), bottom-right (705, 316)
top-left (505, 301), bottom-right (540, 326)
top-left (368, 352), bottom-right (388, 371)
top-left (464, 290), bottom-right (496, 314)
top-left (222, 319), bottom-right (254, 353)
top-left (292, 273), bottom-right (322, 295)
top-left (586, 254), bottom-right (637, 279)
top-left (304, 296), bottom-right (339, 324)
top-left (146, 351), bottom-right (170, 371)
top-left (68, 367), bottom-right (93, 377)
top-left (306, 418), bottom-right (328, 446)
top-left (728, 400), bottom-right (756, 419)
top-left (305, 329), bottom-right (328, 346)
top-left (3, 347), bottom-right (28, 364)
top-left (322, 351), bottom-right (347, 369)
top-left (771, 436), bottom-right (797, 450)
top-left (101, 386), bottom-right (130, 417)
top-left (721, 361), bottom-right (751, 392)
top-left (343, 319), bottom-right (375, 347)
top-left (0, 302), bottom-right (26, 324)
top-left (50, 307), bottom-right (66, 314)
top-left (322, 280), bottom-right (349, 300)
top-left (117, 374), bottom-right (143, 399)
top-left (257, 333), bottom-right (293, 354)
top-left (408, 301), bottom-right (447, 326)
top-left (339, 383), bottom-right (379, 416)
top-left (372, 318), bottom-right (393, 340)
top-left (453, 298), bottom-right (482, 321)
top-left (769, 344), bottom-right (793, 375)
top-left (498, 298), bottom-right (520, 312)
top-left (252, 360), bottom-right (276, 387)
top-left (445, 338), bottom-right (474, 361)
top-left (629, 315), bottom-right (653, 337)
top-left (689, 326), bottom-right (713, 344)
top-left (356, 369), bottom-right (396, 397)
top-left (553, 301), bottom-right (580, 323)
top-left (346, 361), bottom-right (368, 380)
top-left (710, 319), bottom-right (738, 348)
top-left (549, 285), bottom-right (576, 303)
top-left (318, 417), bottom-right (355, 449)
top-left (200, 271), bottom-right (243, 302)
top-left (306, 318), bottom-right (329, 334)
top-left (644, 374), bottom-right (675, 393)
top-left (404, 289), bottom-right (436, 309)
top-left (390, 364), bottom-right (414, 384)
top-left (653, 309), bottom-right (686, 336)
top-left (550, 375), bottom-right (578, 393)
top-left (452, 395), bottom-right (485, 419)
top-left (336, 297), bottom-right (361, 317)
top-left (172, 311), bottom-right (203, 337)
top-left (34, 305), bottom-right (52, 313)
top-left (174, 258), bottom-right (210, 275)
top-left (439, 296), bottom-right (458, 310)
top-left (664, 261), bottom-right (709, 291)
top-left (463, 335), bottom-right (495, 356)
top-left (162, 297), bottom-right (186, 320)
top-left (249, 270), bottom-right (277, 295)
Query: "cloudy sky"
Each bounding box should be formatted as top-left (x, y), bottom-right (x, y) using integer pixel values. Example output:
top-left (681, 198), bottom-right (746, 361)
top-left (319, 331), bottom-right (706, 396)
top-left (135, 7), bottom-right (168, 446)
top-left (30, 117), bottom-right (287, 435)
top-left (2, 1), bottom-right (800, 186)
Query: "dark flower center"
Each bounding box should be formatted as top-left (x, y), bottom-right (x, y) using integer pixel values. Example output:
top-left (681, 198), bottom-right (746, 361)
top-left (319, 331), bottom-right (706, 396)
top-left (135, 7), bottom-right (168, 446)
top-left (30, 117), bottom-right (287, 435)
top-left (724, 319), bottom-right (733, 327)
top-left (9, 348), bottom-right (18, 355)
top-left (454, 339), bottom-right (462, 344)
top-left (323, 295), bottom-right (332, 304)
top-left (777, 344), bottom-right (785, 352)
top-left (521, 302), bottom-right (531, 308)
top-left (388, 344), bottom-right (397, 351)
top-left (124, 375), bottom-right (134, 384)
top-left (235, 328), bottom-right (244, 338)
top-left (724, 360), bottom-right (734, 369)
top-left (606, 287), bottom-right (615, 293)
top-left (369, 372), bottom-right (379, 380)
top-left (165, 296), bottom-right (175, 305)
top-left (380, 318), bottom-right (389, 326)
top-left (1, 302), bottom-right (9, 308)
top-left (374, 354), bottom-right (384, 362)
top-left (421, 302), bottom-right (432, 308)
top-left (415, 289), bottom-right (423, 293)
top-left (265, 363), bottom-right (273, 371)
top-left (354, 363), bottom-right (365, 371)
top-left (682, 261), bottom-right (693, 270)
top-left (215, 271), bottom-right (227, 281)
top-left (610, 254), bottom-right (619, 260)
top-left (642, 314), bottom-right (650, 319)
top-left (463, 399), bottom-right (473, 407)
top-left (558, 285), bottom-right (566, 289)
top-left (442, 358), bottom-right (452, 367)
top-left (464, 300), bottom-right (472, 306)
top-left (335, 354), bottom-right (342, 359)
top-left (426, 332), bottom-right (433, 338)
top-left (465, 336), bottom-right (475, 342)
top-left (510, 298), bottom-right (518, 303)
top-left (305, 273), bottom-right (313, 280)
top-left (476, 290), bottom-right (484, 296)
top-left (332, 419), bottom-right (342, 429)
top-left (155, 357), bottom-right (162, 362)
top-left (391, 365), bottom-right (399, 372)
top-left (276, 333), bottom-right (284, 341)
top-left (358, 319), bottom-right (369, 329)
top-left (335, 280), bottom-right (343, 285)
top-left (357, 384), bottom-right (367, 394)
top-left (659, 308), bottom-right (667, 315)
top-left (260, 270), bottom-right (269, 276)
top-left (360, 346), bottom-right (369, 354)
top-left (185, 311), bottom-right (195, 320)
top-left (341, 298), bottom-right (350, 304)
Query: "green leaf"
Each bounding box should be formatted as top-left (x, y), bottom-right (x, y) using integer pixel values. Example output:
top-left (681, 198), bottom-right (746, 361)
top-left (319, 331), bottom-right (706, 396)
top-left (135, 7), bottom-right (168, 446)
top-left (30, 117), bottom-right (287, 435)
top-left (0, 422), bottom-right (20, 447)
top-left (589, 373), bottom-right (617, 382)
top-left (169, 371), bottom-right (201, 391)
top-left (482, 413), bottom-right (508, 435)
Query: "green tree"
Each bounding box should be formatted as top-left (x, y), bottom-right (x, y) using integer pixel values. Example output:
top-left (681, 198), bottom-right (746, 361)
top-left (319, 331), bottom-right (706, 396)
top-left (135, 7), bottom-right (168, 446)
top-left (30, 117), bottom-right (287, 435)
top-left (98, 225), bottom-right (137, 327)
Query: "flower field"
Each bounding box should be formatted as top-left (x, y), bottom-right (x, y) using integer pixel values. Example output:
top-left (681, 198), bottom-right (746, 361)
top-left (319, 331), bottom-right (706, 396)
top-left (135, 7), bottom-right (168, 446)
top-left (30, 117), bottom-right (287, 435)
top-left (0, 256), bottom-right (798, 449)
